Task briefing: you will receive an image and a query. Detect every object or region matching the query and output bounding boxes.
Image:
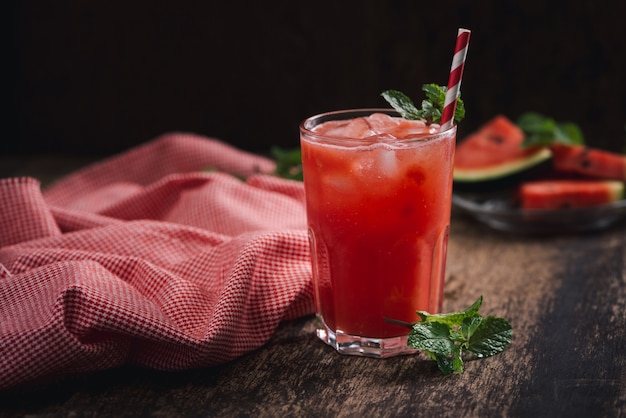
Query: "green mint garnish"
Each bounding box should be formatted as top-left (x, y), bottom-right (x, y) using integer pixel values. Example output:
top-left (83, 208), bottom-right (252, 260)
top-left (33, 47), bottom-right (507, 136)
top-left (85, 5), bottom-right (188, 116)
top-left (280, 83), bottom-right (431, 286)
top-left (203, 147), bottom-right (303, 181)
top-left (406, 296), bottom-right (512, 375)
top-left (271, 146), bottom-right (303, 181)
top-left (517, 112), bottom-right (585, 148)
top-left (381, 84), bottom-right (465, 125)
top-left (380, 90), bottom-right (422, 120)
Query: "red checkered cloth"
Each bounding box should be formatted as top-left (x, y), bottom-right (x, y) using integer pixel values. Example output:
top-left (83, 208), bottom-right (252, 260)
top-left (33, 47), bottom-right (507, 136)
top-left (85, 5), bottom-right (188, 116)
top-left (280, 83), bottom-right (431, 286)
top-left (0, 133), bottom-right (314, 390)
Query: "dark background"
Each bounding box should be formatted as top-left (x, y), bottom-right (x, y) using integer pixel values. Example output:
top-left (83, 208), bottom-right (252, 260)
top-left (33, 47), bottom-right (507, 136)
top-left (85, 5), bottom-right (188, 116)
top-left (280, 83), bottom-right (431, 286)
top-left (5, 0), bottom-right (626, 159)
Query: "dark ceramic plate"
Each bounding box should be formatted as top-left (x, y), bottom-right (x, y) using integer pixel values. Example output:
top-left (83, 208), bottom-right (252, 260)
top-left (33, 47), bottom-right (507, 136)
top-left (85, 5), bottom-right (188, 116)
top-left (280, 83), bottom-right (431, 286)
top-left (452, 191), bottom-right (626, 234)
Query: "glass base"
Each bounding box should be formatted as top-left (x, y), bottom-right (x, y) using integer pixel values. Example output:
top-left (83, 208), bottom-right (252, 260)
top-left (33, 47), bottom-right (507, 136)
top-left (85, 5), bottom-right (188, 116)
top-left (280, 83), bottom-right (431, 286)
top-left (316, 319), bottom-right (417, 358)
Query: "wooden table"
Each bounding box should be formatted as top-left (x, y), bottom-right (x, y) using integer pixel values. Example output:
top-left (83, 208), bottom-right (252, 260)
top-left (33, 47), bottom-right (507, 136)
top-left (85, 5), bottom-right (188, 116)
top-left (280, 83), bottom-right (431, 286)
top-left (1, 157), bottom-right (625, 417)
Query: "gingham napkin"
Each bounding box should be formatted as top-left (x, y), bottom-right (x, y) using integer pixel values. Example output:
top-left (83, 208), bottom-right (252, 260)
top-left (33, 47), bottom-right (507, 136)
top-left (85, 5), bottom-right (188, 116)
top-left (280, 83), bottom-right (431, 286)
top-left (0, 133), bottom-right (314, 390)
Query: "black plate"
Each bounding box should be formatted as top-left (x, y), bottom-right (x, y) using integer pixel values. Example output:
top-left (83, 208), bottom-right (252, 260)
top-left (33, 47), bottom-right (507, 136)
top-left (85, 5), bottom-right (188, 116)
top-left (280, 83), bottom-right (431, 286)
top-left (452, 191), bottom-right (626, 234)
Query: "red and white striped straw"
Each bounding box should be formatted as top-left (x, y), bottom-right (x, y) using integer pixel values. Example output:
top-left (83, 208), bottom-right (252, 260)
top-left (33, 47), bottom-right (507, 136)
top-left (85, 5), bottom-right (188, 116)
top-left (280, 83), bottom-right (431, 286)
top-left (440, 28), bottom-right (471, 131)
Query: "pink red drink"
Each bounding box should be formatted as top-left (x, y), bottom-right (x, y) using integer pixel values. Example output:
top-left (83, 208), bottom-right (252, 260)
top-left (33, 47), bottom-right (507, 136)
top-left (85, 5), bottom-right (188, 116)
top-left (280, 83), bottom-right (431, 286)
top-left (300, 110), bottom-right (456, 357)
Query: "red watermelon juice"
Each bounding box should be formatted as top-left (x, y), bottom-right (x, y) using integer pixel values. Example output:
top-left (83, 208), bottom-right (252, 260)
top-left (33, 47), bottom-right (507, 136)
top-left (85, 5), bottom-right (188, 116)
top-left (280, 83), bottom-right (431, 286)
top-left (300, 109), bottom-right (456, 357)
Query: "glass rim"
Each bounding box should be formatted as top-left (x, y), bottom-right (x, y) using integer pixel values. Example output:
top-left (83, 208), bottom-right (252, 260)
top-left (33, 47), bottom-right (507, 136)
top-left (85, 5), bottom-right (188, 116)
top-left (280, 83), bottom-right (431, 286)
top-left (299, 108), bottom-right (457, 146)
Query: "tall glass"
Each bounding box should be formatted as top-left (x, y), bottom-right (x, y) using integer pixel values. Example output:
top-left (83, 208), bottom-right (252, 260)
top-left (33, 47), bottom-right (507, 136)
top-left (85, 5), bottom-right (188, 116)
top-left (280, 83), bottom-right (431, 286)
top-left (300, 109), bottom-right (456, 357)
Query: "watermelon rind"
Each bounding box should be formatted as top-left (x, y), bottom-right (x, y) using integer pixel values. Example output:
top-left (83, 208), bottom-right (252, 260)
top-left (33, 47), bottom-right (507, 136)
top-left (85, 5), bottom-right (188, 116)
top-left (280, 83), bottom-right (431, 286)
top-left (607, 181), bottom-right (625, 201)
top-left (519, 180), bottom-right (625, 210)
top-left (453, 147), bottom-right (553, 191)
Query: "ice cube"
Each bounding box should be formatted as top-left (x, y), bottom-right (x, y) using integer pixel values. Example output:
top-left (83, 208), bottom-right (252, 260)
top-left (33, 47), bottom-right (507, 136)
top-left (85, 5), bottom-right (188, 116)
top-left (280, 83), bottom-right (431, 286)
top-left (366, 113), bottom-right (400, 133)
top-left (340, 117), bottom-right (376, 139)
top-left (363, 132), bottom-right (396, 143)
top-left (324, 172), bottom-right (356, 194)
top-left (350, 153), bottom-right (373, 177)
top-left (374, 144), bottom-right (399, 177)
top-left (314, 120), bottom-right (349, 137)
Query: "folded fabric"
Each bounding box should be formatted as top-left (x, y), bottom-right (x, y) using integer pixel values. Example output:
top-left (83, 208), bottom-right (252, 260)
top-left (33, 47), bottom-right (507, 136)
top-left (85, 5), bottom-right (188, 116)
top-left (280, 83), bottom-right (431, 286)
top-left (0, 133), bottom-right (314, 390)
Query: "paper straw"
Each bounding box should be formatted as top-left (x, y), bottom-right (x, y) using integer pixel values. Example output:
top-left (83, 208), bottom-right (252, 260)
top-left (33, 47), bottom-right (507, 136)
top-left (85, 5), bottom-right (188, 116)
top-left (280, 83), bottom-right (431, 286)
top-left (440, 28), bottom-right (471, 131)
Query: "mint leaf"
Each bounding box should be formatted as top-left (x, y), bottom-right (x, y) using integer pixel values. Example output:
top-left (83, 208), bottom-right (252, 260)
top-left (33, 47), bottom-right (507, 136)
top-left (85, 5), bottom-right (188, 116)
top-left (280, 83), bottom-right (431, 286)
top-left (517, 112), bottom-right (584, 148)
top-left (434, 351), bottom-right (463, 375)
top-left (381, 84), bottom-right (465, 125)
top-left (409, 322), bottom-right (464, 375)
top-left (405, 295), bottom-right (512, 375)
top-left (408, 322), bottom-right (457, 356)
top-left (466, 316), bottom-right (513, 358)
top-left (421, 83), bottom-right (465, 124)
top-left (417, 295), bottom-right (482, 326)
top-left (420, 84), bottom-right (444, 123)
top-left (271, 146), bottom-right (303, 181)
top-left (380, 90), bottom-right (421, 120)
top-left (422, 83), bottom-right (447, 104)
top-left (460, 315), bottom-right (483, 341)
top-left (556, 122), bottom-right (585, 144)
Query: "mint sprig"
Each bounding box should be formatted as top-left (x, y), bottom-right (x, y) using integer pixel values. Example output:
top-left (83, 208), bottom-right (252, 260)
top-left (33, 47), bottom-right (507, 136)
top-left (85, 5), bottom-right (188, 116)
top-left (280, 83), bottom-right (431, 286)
top-left (517, 112), bottom-right (585, 148)
top-left (406, 296), bottom-right (512, 375)
top-left (270, 146), bottom-right (303, 181)
top-left (381, 84), bottom-right (465, 125)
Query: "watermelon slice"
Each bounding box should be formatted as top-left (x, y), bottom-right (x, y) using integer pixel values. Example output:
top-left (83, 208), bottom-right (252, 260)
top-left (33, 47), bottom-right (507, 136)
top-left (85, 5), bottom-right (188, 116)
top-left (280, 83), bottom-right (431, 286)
top-left (454, 115), bottom-right (552, 190)
top-left (551, 144), bottom-right (626, 181)
top-left (519, 180), bottom-right (624, 210)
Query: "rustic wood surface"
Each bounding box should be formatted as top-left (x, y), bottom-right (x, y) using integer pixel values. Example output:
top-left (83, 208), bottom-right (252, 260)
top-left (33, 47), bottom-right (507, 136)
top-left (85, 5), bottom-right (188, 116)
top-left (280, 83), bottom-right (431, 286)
top-left (1, 157), bottom-right (625, 417)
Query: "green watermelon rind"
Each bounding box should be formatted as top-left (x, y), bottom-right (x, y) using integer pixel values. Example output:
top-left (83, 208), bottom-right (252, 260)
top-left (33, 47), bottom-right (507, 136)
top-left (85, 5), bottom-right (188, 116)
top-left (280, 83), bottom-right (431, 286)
top-left (606, 181), bottom-right (625, 201)
top-left (520, 180), bottom-right (625, 210)
top-left (454, 147), bottom-right (552, 181)
top-left (453, 148), bottom-right (553, 191)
